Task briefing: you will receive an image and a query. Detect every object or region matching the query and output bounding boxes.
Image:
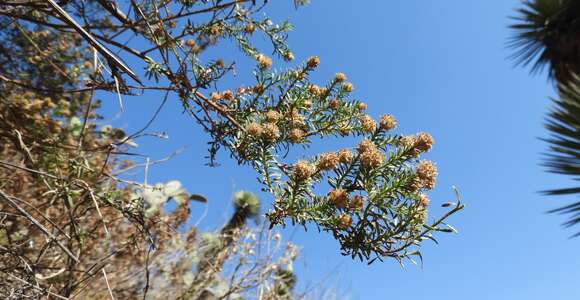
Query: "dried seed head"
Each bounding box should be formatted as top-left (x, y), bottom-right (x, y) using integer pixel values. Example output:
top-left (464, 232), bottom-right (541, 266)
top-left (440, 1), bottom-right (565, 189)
top-left (338, 149), bottom-right (354, 164)
top-left (350, 195), bottom-right (364, 211)
top-left (253, 84), bottom-right (265, 94)
top-left (379, 114), bottom-right (397, 130)
top-left (414, 132), bottom-right (434, 153)
top-left (328, 189), bottom-right (349, 209)
top-left (222, 90), bottom-right (234, 101)
top-left (334, 72), bottom-right (347, 82)
top-left (246, 122), bottom-right (262, 137)
top-left (342, 82), bottom-right (354, 92)
top-left (256, 54), bottom-right (272, 70)
top-left (338, 214), bottom-right (352, 229)
top-left (210, 92), bottom-right (221, 102)
top-left (289, 128), bottom-right (305, 143)
top-left (309, 84), bottom-right (321, 95)
top-left (357, 102), bottom-right (368, 111)
top-left (307, 56), bottom-right (320, 68)
top-left (317, 152), bottom-right (340, 171)
top-left (293, 160), bottom-right (315, 180)
top-left (360, 115), bottom-right (377, 133)
top-left (329, 98), bottom-right (340, 109)
top-left (303, 99), bottom-right (313, 109)
top-left (360, 147), bottom-right (384, 168)
top-left (283, 51), bottom-right (295, 61)
top-left (262, 123), bottom-right (280, 142)
top-left (244, 23), bottom-right (255, 34)
top-left (265, 110), bottom-right (281, 123)
top-left (418, 193), bottom-right (430, 207)
top-left (415, 160), bottom-right (438, 190)
top-left (400, 135), bottom-right (416, 149)
top-left (357, 139), bottom-right (376, 154)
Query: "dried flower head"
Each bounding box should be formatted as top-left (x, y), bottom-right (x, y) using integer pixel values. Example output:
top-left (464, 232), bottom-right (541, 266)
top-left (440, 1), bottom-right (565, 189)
top-left (283, 51), bottom-right (295, 61)
top-left (400, 135), bottom-right (416, 149)
top-left (360, 147), bottom-right (384, 168)
top-left (254, 84), bottom-right (265, 94)
top-left (357, 102), bottom-right (368, 111)
top-left (414, 132), bottom-right (434, 153)
top-left (185, 39), bottom-right (197, 47)
top-left (256, 53), bottom-right (272, 69)
top-left (303, 99), bottom-right (313, 109)
top-left (342, 82), bottom-right (354, 92)
top-left (334, 72), bottom-right (347, 82)
top-left (329, 98), bottom-right (340, 109)
top-left (307, 56), bottom-right (320, 68)
top-left (246, 122), bottom-right (262, 137)
top-left (244, 23), bottom-right (255, 34)
top-left (210, 92), bottom-right (221, 102)
top-left (222, 90), bottom-right (234, 101)
top-left (338, 214), bottom-right (352, 229)
top-left (317, 152), bottom-right (340, 171)
top-left (350, 195), bottom-right (364, 211)
top-left (293, 160), bottom-right (315, 181)
top-left (265, 110), bottom-right (281, 123)
top-left (261, 123), bottom-right (280, 141)
top-left (357, 139), bottom-right (376, 154)
top-left (379, 114), bottom-right (397, 130)
top-left (338, 149), bottom-right (354, 164)
top-left (289, 128), bottom-right (305, 143)
top-left (418, 193), bottom-right (430, 207)
top-left (308, 84), bottom-right (321, 95)
top-left (360, 115), bottom-right (377, 133)
top-left (328, 189), bottom-right (349, 209)
top-left (415, 160), bottom-right (438, 190)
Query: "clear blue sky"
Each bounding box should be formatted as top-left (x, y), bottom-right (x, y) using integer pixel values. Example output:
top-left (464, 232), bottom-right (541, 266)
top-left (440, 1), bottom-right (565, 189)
top-left (101, 1), bottom-right (580, 299)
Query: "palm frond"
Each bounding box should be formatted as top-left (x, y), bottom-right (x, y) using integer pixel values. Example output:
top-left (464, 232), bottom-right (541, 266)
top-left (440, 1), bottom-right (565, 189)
top-left (542, 78), bottom-right (580, 226)
top-left (509, 0), bottom-right (580, 83)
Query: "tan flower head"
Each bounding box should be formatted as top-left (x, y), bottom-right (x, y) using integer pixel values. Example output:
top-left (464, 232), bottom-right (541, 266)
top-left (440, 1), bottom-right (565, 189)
top-left (210, 92), bottom-right (221, 102)
top-left (265, 110), bottom-right (281, 123)
top-left (350, 195), bottom-right (364, 211)
top-left (289, 128), bottom-right (305, 143)
top-left (357, 139), bottom-right (376, 154)
top-left (334, 72), bottom-right (347, 82)
top-left (246, 122), bottom-right (262, 137)
top-left (414, 132), bottom-right (434, 153)
top-left (244, 23), bottom-right (255, 34)
top-left (338, 214), bottom-right (352, 229)
top-left (293, 160), bottom-right (315, 180)
top-left (360, 115), bottom-right (377, 133)
top-left (283, 51), bottom-right (295, 61)
top-left (418, 193), bottom-right (430, 207)
top-left (357, 102), bottom-right (368, 111)
top-left (328, 189), bottom-right (349, 209)
top-left (307, 56), bottom-right (320, 68)
top-left (329, 98), bottom-right (340, 109)
top-left (379, 114), bottom-right (397, 130)
top-left (400, 135), bottom-right (416, 148)
top-left (360, 147), bottom-right (384, 168)
top-left (415, 160), bottom-right (438, 190)
top-left (338, 149), bottom-right (354, 164)
top-left (342, 82), bottom-right (354, 92)
top-left (303, 99), bottom-right (313, 109)
top-left (261, 123), bottom-right (280, 141)
top-left (222, 90), bottom-right (234, 101)
top-left (256, 53), bottom-right (272, 69)
top-left (309, 84), bottom-right (321, 95)
top-left (317, 152), bottom-right (339, 171)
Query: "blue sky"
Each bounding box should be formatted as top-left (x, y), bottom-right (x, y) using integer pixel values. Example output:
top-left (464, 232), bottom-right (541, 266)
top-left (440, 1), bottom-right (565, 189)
top-left (101, 1), bottom-right (580, 299)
